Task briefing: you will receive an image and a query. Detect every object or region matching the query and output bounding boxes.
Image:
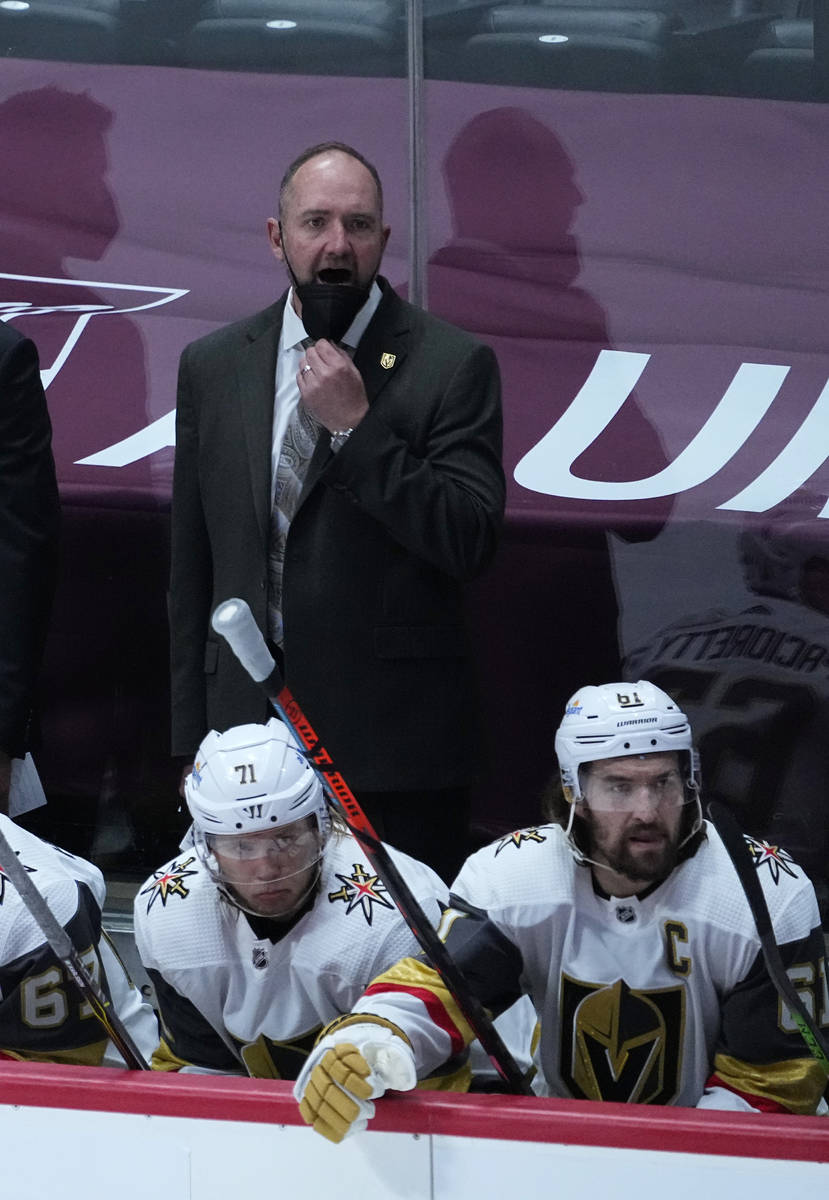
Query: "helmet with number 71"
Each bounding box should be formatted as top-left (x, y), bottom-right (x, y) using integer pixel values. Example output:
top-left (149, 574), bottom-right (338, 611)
top-left (185, 718), bottom-right (329, 917)
top-left (554, 681), bottom-right (702, 855)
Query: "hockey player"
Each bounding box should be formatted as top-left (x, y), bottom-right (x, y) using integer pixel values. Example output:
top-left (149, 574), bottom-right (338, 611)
top-left (133, 718), bottom-right (450, 1078)
top-left (0, 813), bottom-right (157, 1065)
top-left (294, 681), bottom-right (829, 1140)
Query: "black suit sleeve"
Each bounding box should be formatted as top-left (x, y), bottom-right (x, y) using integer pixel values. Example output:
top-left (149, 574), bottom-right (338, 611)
top-left (0, 329), bottom-right (59, 758)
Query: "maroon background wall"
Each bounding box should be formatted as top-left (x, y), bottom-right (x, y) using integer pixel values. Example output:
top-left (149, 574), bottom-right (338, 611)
top-left (2, 60), bottom-right (828, 893)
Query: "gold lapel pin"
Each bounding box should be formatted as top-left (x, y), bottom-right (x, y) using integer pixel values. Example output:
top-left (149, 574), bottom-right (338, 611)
top-left (380, 352), bottom-right (396, 370)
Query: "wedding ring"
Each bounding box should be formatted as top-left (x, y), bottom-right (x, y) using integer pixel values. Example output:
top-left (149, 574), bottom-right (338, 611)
top-left (300, 364), bottom-right (313, 375)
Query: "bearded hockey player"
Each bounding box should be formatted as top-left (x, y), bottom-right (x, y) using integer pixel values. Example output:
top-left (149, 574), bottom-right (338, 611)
top-left (294, 681), bottom-right (828, 1140)
top-left (133, 717), bottom-right (449, 1077)
top-left (0, 814), bottom-right (157, 1065)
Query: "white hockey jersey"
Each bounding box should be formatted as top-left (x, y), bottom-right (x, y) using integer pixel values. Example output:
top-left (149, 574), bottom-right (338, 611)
top-left (0, 814), bottom-right (157, 1066)
top-left (351, 822), bottom-right (828, 1113)
top-left (133, 831), bottom-right (447, 1077)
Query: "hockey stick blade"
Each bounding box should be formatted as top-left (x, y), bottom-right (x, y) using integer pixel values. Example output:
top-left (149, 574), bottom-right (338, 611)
top-left (707, 801), bottom-right (829, 1074)
top-left (211, 598), bottom-right (532, 1095)
top-left (0, 824), bottom-right (149, 1069)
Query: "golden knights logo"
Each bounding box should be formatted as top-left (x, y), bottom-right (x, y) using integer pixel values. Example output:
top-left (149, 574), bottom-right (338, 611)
top-left (744, 835), bottom-right (798, 884)
top-left (140, 856), bottom-right (199, 912)
top-left (560, 974), bottom-right (685, 1104)
top-left (494, 829), bottom-right (547, 856)
top-left (328, 863), bottom-right (394, 925)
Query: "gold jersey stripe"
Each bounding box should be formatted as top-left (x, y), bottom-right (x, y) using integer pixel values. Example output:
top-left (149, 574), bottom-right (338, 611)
top-left (151, 1036), bottom-right (192, 1072)
top-left (0, 1041), bottom-right (109, 1067)
top-left (365, 956), bottom-right (478, 1053)
top-left (713, 1051), bottom-right (827, 1114)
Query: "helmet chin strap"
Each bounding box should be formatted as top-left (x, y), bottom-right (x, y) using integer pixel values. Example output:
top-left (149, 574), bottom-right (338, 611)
top-left (564, 786), bottom-right (703, 877)
top-left (196, 818), bottom-right (328, 922)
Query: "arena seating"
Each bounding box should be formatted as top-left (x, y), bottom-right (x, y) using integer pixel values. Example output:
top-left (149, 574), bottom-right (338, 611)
top-left (181, 0), bottom-right (405, 74)
top-left (740, 18), bottom-right (816, 99)
top-left (434, 5), bottom-right (675, 91)
top-left (0, 0), bottom-right (122, 62)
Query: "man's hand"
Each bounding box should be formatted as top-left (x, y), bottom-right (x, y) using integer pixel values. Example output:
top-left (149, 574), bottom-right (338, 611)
top-left (298, 340), bottom-right (369, 434)
top-left (294, 1023), bottom-right (416, 1143)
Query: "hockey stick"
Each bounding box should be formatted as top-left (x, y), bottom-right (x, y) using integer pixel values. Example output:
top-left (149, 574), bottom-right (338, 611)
top-left (0, 824), bottom-right (150, 1070)
top-left (211, 598), bottom-right (532, 1095)
top-left (707, 801), bottom-right (829, 1075)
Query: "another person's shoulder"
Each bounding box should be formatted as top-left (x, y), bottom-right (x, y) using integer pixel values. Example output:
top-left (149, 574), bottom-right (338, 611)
top-left (453, 823), bottom-right (573, 910)
top-left (0, 817), bottom-right (105, 953)
top-left (133, 849), bottom-right (219, 955)
top-left (0, 320), bottom-right (26, 357)
top-left (673, 821), bottom-right (820, 938)
top-left (0, 814), bottom-right (104, 899)
top-left (321, 831), bottom-right (448, 916)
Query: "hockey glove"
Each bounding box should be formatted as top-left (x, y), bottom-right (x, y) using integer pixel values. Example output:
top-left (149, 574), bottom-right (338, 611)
top-left (294, 1022), bottom-right (416, 1143)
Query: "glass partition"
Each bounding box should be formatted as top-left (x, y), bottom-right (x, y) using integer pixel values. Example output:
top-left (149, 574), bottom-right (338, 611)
top-left (1, 1), bottom-right (827, 931)
top-left (0, 0), bottom-right (824, 100)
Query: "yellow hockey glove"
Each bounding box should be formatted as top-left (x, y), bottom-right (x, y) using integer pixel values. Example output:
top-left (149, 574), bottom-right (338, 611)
top-left (294, 1023), bottom-right (416, 1143)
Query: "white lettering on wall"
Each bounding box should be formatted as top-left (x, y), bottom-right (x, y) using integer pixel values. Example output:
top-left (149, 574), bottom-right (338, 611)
top-left (718, 376), bottom-right (829, 517)
top-left (75, 410), bottom-right (176, 467)
top-left (513, 350), bottom-right (791, 503)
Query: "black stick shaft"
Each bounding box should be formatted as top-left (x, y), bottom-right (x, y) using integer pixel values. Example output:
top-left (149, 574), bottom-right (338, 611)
top-left (708, 802), bottom-right (829, 1073)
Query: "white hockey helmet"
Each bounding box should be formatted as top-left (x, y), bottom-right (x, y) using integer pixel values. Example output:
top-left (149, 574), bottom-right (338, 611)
top-left (554, 681), bottom-right (698, 805)
top-left (554, 681), bottom-right (702, 865)
top-left (186, 717), bottom-right (326, 836)
top-left (186, 718), bottom-right (329, 913)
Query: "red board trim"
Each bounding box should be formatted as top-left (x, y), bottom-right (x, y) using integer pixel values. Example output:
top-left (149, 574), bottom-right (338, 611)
top-left (0, 1062), bottom-right (826, 1162)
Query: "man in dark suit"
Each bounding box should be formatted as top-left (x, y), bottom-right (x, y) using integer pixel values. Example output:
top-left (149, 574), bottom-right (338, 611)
top-left (170, 143), bottom-right (504, 880)
top-left (0, 323), bottom-right (59, 815)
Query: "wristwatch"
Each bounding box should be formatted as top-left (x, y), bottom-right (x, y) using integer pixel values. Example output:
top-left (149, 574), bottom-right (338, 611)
top-left (330, 427), bottom-right (353, 452)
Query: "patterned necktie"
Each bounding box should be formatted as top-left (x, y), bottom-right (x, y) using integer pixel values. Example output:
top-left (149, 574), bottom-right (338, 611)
top-left (267, 355), bottom-right (321, 647)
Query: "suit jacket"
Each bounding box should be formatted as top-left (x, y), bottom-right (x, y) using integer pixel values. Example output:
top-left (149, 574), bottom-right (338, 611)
top-left (0, 323), bottom-right (60, 757)
top-left (170, 279), bottom-right (504, 789)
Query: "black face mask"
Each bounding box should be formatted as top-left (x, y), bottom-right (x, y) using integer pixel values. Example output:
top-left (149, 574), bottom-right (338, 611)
top-left (293, 280), bottom-right (370, 344)
top-left (279, 224), bottom-right (373, 344)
